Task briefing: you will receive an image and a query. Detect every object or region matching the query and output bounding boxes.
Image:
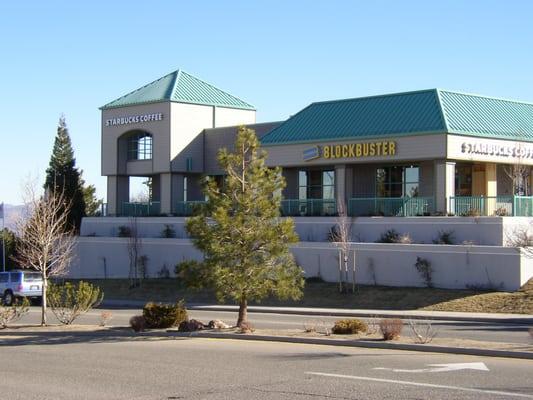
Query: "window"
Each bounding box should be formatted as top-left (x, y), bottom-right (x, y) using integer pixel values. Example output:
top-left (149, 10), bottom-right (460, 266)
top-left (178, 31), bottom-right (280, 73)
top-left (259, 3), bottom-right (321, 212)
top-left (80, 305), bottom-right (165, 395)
top-left (376, 166), bottom-right (419, 197)
top-left (183, 176), bottom-right (188, 202)
top-left (0, 273), bottom-right (8, 283)
top-left (127, 132), bottom-right (152, 160)
top-left (10, 272), bottom-right (21, 283)
top-left (298, 170), bottom-right (335, 199)
top-left (455, 164), bottom-right (472, 196)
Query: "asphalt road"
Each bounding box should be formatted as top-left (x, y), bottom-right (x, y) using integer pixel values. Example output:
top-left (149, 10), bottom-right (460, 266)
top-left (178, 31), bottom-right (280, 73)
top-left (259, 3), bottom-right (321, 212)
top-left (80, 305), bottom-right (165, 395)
top-left (19, 307), bottom-right (533, 345)
top-left (0, 334), bottom-right (532, 399)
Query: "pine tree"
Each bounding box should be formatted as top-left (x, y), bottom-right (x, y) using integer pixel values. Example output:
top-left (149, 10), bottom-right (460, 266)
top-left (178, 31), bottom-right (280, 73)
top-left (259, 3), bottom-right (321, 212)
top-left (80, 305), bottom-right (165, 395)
top-left (44, 116), bottom-right (86, 232)
top-left (178, 126), bottom-right (304, 327)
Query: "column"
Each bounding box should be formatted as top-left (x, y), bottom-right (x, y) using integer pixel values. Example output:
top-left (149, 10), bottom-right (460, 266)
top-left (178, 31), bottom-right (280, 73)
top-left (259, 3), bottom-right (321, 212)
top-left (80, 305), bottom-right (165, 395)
top-left (485, 163), bottom-right (497, 215)
top-left (106, 176), bottom-right (129, 216)
top-left (335, 165), bottom-right (346, 214)
top-left (159, 173), bottom-right (172, 215)
top-left (434, 160), bottom-right (455, 214)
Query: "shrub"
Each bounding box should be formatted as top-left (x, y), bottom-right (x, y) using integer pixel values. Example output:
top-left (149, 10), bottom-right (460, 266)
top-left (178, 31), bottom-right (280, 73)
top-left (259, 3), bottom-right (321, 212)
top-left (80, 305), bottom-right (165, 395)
top-left (99, 311), bottom-right (113, 327)
top-left (142, 300), bottom-right (188, 329)
top-left (332, 319), bottom-right (368, 335)
top-left (376, 229), bottom-right (412, 244)
top-left (432, 230), bottom-right (455, 245)
top-left (414, 257), bottom-right (433, 288)
top-left (178, 319), bottom-right (205, 332)
top-left (376, 229), bottom-right (400, 243)
top-left (161, 224), bottom-right (176, 238)
top-left (130, 315), bottom-right (146, 332)
top-left (47, 281), bottom-right (104, 325)
top-left (462, 208), bottom-right (481, 217)
top-left (408, 319), bottom-right (437, 344)
top-left (494, 207), bottom-right (508, 217)
top-left (379, 318), bottom-right (403, 340)
top-left (117, 226), bottom-right (131, 237)
top-left (0, 297), bottom-right (30, 329)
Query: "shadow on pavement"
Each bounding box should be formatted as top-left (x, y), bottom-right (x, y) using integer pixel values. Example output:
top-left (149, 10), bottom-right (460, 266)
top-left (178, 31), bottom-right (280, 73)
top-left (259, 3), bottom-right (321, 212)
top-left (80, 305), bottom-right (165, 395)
top-left (0, 326), bottom-right (184, 347)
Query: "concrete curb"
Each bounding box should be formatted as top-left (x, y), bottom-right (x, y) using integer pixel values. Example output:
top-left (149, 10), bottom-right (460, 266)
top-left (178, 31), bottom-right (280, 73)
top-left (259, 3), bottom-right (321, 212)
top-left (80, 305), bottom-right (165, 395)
top-left (187, 305), bottom-right (533, 325)
top-left (100, 300), bottom-right (533, 324)
top-left (167, 331), bottom-right (533, 360)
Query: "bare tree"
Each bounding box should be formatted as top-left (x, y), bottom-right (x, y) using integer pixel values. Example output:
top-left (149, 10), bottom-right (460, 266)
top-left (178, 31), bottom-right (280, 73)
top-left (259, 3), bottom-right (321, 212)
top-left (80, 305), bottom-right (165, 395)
top-left (15, 186), bottom-right (75, 326)
top-left (505, 223), bottom-right (533, 258)
top-left (126, 217), bottom-right (142, 288)
top-left (504, 141), bottom-right (531, 197)
top-left (331, 200), bottom-right (355, 293)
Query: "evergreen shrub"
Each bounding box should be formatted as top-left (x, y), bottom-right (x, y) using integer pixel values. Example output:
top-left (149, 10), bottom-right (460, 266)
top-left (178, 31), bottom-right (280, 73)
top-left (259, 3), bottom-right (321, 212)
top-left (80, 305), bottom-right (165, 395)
top-left (142, 300), bottom-right (188, 329)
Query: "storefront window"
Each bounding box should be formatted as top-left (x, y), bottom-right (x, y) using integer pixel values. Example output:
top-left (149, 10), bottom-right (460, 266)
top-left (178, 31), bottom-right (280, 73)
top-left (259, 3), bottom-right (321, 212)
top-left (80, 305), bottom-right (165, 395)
top-left (455, 164), bottom-right (472, 196)
top-left (376, 166), bottom-right (419, 197)
top-left (298, 170), bottom-right (335, 199)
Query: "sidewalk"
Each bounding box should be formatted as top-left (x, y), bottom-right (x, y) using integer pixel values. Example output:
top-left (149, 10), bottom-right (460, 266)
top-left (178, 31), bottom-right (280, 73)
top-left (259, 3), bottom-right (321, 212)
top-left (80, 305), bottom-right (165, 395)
top-left (101, 299), bottom-right (533, 324)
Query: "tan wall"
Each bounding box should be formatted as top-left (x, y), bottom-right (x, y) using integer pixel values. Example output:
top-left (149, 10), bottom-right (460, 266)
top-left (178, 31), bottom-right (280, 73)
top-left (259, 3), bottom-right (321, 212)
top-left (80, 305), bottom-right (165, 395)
top-left (264, 134), bottom-right (447, 168)
top-left (101, 102), bottom-right (171, 176)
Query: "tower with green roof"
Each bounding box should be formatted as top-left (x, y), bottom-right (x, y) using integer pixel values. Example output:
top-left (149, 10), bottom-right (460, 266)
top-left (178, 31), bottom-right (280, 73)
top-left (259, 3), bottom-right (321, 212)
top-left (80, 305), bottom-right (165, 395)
top-left (101, 69), bottom-right (256, 216)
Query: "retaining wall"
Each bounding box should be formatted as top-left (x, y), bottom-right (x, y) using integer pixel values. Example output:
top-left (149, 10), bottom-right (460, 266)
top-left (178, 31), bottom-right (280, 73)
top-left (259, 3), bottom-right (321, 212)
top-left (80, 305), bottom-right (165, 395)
top-left (69, 238), bottom-right (533, 291)
top-left (81, 216), bottom-right (533, 246)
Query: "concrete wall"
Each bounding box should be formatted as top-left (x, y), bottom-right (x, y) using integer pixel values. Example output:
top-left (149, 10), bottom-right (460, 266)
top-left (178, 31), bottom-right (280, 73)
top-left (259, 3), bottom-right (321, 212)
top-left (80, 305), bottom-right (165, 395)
top-left (69, 238), bottom-right (532, 291)
top-left (81, 216), bottom-right (524, 246)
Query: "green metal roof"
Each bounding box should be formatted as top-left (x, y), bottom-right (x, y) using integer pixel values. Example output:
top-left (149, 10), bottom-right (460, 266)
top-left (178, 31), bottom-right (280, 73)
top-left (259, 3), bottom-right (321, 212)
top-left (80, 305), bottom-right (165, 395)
top-left (438, 90), bottom-right (533, 140)
top-left (101, 70), bottom-right (255, 110)
top-left (261, 89), bottom-right (533, 145)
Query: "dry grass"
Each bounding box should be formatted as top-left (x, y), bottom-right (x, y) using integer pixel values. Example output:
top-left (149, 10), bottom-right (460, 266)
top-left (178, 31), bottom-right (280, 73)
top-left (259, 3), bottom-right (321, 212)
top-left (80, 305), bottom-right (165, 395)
top-left (75, 278), bottom-right (533, 315)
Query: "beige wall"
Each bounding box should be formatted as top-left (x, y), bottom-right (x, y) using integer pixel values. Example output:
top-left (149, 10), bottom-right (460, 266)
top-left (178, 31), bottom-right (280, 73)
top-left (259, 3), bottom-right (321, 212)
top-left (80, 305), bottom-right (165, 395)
top-left (169, 102), bottom-right (213, 171)
top-left (264, 134), bottom-right (447, 168)
top-left (101, 102), bottom-right (171, 176)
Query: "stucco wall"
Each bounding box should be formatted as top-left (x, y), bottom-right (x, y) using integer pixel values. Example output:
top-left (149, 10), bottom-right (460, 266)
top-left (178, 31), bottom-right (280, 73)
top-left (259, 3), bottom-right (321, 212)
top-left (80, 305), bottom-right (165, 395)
top-left (69, 238), bottom-right (532, 291)
top-left (102, 102), bottom-right (171, 176)
top-left (81, 216), bottom-right (518, 246)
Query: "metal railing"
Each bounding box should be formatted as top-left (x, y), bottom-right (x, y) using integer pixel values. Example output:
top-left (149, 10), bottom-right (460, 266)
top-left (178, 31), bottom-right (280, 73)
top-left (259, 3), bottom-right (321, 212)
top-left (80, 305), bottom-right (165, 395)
top-left (174, 201), bottom-right (207, 216)
top-left (280, 199), bottom-right (337, 217)
top-left (514, 196), bottom-right (533, 217)
top-left (121, 201), bottom-right (161, 217)
top-left (348, 197), bottom-right (434, 217)
top-left (449, 195), bottom-right (533, 216)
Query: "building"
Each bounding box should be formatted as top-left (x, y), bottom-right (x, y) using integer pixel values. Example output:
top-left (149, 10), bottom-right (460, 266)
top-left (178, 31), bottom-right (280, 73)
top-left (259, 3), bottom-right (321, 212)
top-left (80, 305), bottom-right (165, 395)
top-left (102, 70), bottom-right (533, 219)
top-left (74, 69), bottom-right (533, 290)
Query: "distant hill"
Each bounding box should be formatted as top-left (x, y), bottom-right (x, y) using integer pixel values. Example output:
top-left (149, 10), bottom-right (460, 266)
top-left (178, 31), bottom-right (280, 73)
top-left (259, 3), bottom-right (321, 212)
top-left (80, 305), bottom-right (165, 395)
top-left (2, 204), bottom-right (26, 231)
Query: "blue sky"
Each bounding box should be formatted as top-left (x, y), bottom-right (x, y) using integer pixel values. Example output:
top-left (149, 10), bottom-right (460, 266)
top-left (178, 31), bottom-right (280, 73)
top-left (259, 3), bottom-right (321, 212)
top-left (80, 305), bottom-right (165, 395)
top-left (1, 0), bottom-right (532, 205)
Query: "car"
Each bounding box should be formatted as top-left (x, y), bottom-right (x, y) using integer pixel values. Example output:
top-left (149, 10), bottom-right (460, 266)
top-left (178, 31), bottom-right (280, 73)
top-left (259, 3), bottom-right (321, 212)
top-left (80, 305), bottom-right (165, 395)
top-left (0, 270), bottom-right (43, 306)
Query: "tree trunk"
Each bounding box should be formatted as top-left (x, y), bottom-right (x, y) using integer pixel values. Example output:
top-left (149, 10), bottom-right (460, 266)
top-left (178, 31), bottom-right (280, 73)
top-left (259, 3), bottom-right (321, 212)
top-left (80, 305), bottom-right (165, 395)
top-left (41, 275), bottom-right (47, 326)
top-left (236, 296), bottom-right (248, 327)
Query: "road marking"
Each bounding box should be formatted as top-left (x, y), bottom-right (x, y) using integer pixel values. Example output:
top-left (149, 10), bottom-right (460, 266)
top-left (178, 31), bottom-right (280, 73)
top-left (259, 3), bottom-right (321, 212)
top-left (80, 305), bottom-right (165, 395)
top-left (373, 362), bottom-right (489, 373)
top-left (305, 372), bottom-right (533, 399)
